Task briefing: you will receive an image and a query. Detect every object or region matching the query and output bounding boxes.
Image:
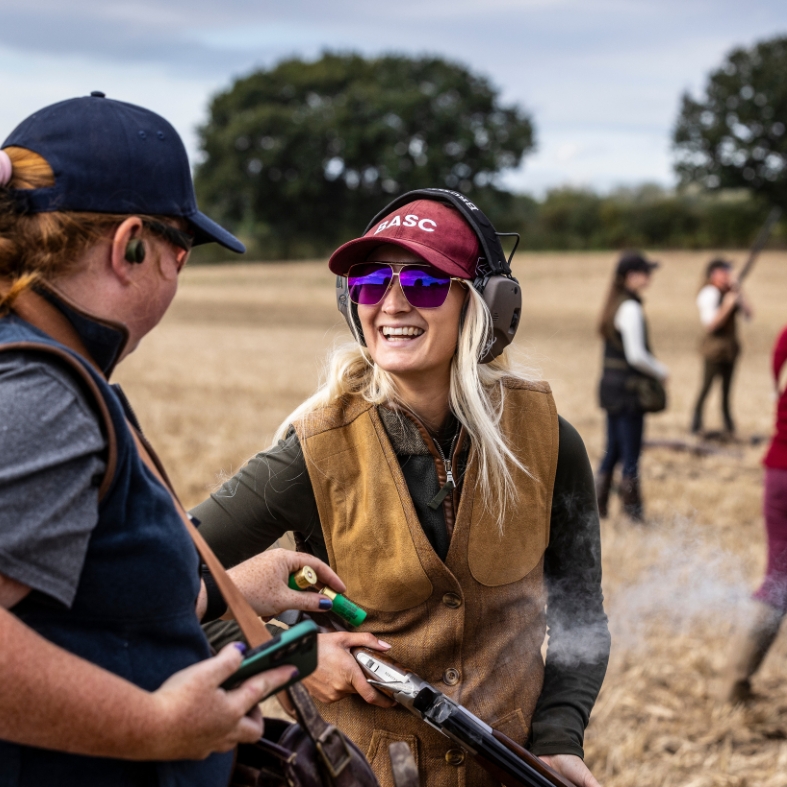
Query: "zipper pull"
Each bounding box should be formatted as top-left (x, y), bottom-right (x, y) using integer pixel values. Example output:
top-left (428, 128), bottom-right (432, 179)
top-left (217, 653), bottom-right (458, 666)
top-left (428, 462), bottom-right (455, 510)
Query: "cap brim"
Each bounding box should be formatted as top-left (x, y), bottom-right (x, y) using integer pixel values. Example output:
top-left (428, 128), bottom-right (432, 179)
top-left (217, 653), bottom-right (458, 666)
top-left (187, 210), bottom-right (246, 254)
top-left (329, 236), bottom-right (470, 278)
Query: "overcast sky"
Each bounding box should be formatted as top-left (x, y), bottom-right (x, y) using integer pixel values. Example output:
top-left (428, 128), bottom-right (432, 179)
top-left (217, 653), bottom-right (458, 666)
top-left (0, 0), bottom-right (784, 195)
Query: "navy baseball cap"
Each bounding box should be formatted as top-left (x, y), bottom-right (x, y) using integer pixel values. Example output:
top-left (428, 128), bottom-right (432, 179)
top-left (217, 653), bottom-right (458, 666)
top-left (706, 258), bottom-right (732, 277)
top-left (2, 92), bottom-right (244, 253)
top-left (616, 250), bottom-right (659, 277)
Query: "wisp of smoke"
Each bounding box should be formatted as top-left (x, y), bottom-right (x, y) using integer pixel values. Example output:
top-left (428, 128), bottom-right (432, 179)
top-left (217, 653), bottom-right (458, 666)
top-left (605, 515), bottom-right (754, 654)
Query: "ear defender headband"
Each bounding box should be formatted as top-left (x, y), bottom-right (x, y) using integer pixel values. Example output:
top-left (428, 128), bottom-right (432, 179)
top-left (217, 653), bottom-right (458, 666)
top-left (336, 188), bottom-right (522, 363)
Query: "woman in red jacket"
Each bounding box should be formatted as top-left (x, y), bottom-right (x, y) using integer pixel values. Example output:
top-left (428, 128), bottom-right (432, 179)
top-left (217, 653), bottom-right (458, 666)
top-left (721, 326), bottom-right (787, 702)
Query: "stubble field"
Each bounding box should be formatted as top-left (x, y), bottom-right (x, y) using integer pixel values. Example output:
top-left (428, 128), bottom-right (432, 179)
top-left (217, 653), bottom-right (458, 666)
top-left (115, 251), bottom-right (787, 787)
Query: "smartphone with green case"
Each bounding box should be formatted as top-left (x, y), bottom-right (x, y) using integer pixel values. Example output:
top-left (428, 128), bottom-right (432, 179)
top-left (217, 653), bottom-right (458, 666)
top-left (220, 619), bottom-right (318, 693)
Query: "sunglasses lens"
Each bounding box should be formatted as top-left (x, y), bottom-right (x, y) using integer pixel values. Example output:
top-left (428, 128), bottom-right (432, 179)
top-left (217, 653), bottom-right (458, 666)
top-left (347, 264), bottom-right (393, 305)
top-left (399, 267), bottom-right (452, 308)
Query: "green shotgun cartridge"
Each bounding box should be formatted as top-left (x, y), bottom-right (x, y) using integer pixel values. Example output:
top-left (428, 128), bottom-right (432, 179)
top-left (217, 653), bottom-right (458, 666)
top-left (288, 569), bottom-right (367, 627)
top-left (288, 566), bottom-right (319, 591)
top-left (320, 587), bottom-right (367, 627)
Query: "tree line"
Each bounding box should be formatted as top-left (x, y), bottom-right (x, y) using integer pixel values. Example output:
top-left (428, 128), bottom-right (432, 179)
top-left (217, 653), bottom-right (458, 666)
top-left (193, 38), bottom-right (786, 261)
top-left (492, 186), bottom-right (782, 251)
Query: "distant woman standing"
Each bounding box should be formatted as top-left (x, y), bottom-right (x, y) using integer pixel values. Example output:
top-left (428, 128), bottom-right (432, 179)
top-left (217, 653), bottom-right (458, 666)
top-left (595, 252), bottom-right (669, 522)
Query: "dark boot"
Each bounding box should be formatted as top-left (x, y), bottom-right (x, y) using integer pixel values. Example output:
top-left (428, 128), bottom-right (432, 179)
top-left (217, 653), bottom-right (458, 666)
top-left (619, 476), bottom-right (644, 523)
top-left (595, 472), bottom-right (613, 519)
top-left (690, 410), bottom-right (703, 435)
top-left (718, 600), bottom-right (783, 703)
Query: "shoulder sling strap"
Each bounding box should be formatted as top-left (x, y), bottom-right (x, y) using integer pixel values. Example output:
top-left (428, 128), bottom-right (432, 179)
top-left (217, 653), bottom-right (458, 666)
top-left (129, 427), bottom-right (270, 648)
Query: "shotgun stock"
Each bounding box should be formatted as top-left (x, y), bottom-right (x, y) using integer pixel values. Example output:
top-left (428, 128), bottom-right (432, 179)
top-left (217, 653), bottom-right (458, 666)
top-left (353, 648), bottom-right (575, 787)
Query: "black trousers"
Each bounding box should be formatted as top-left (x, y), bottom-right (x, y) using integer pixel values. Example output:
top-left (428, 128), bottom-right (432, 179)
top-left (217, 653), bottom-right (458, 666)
top-left (692, 359), bottom-right (736, 432)
top-left (599, 410), bottom-right (645, 479)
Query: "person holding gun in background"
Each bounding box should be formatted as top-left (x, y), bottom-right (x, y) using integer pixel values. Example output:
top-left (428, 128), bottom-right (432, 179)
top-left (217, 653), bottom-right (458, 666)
top-left (195, 191), bottom-right (610, 787)
top-left (691, 259), bottom-right (753, 437)
top-left (0, 94), bottom-right (343, 786)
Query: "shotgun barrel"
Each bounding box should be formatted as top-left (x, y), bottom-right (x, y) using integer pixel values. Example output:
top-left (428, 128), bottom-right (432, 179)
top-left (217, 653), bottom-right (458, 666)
top-left (738, 206), bottom-right (782, 284)
top-left (354, 648), bottom-right (574, 787)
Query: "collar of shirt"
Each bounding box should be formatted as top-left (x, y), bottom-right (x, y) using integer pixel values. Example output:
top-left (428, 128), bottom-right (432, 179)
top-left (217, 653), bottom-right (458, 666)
top-left (36, 286), bottom-right (126, 377)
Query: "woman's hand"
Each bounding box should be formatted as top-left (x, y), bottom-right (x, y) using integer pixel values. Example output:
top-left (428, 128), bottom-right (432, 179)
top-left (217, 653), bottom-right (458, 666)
top-left (147, 643), bottom-right (296, 760)
top-left (540, 754), bottom-right (601, 787)
top-left (0, 609), bottom-right (296, 761)
top-left (222, 548), bottom-right (346, 620)
top-left (302, 631), bottom-right (396, 708)
top-left (721, 288), bottom-right (740, 311)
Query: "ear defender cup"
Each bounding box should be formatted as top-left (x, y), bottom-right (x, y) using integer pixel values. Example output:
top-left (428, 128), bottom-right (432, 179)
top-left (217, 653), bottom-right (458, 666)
top-left (334, 189), bottom-right (522, 363)
top-left (336, 275), bottom-right (366, 346)
top-left (125, 238), bottom-right (146, 264)
top-left (477, 275), bottom-right (521, 363)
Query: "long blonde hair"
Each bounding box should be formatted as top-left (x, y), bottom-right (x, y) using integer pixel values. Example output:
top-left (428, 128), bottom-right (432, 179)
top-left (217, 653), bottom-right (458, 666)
top-left (275, 283), bottom-right (538, 519)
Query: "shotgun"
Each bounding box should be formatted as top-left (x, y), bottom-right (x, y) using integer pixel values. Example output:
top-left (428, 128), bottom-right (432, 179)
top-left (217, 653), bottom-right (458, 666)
top-left (354, 648), bottom-right (575, 787)
top-left (737, 206), bottom-right (782, 284)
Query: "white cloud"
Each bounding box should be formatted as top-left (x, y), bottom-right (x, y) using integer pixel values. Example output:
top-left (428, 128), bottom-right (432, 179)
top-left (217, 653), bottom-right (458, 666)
top-left (556, 143), bottom-right (580, 163)
top-left (0, 46), bottom-right (218, 168)
top-left (505, 128), bottom-right (673, 196)
top-left (0, 0), bottom-right (784, 193)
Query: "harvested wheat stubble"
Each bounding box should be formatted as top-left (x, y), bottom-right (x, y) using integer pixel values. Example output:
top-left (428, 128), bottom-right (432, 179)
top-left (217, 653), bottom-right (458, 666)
top-left (116, 252), bottom-right (787, 786)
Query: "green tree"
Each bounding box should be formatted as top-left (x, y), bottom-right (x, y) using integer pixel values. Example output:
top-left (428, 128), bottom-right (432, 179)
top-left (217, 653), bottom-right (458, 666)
top-left (194, 52), bottom-right (535, 258)
top-left (538, 188), bottom-right (603, 248)
top-left (673, 35), bottom-right (787, 207)
top-left (495, 185), bottom-right (775, 251)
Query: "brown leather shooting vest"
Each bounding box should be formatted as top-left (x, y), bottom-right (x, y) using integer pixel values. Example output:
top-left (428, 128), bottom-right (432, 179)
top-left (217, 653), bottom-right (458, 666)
top-left (700, 286), bottom-right (740, 364)
top-left (600, 290), bottom-right (653, 358)
top-left (293, 379), bottom-right (559, 787)
top-left (598, 291), bottom-right (657, 413)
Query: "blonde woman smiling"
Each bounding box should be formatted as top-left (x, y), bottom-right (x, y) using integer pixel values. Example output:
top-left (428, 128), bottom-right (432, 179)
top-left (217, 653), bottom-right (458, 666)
top-left (196, 192), bottom-right (610, 787)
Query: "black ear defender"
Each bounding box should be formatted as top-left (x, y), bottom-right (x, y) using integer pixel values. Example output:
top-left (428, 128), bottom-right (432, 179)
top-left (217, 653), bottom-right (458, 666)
top-left (124, 238), bottom-right (146, 264)
top-left (336, 188), bottom-right (522, 363)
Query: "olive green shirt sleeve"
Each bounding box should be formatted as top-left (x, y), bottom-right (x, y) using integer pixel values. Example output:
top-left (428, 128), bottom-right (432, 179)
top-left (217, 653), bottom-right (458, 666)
top-left (191, 427), bottom-right (329, 566)
top-left (528, 417), bottom-right (610, 759)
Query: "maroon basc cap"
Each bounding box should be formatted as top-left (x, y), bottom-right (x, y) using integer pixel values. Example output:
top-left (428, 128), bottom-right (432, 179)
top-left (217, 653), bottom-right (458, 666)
top-left (328, 199), bottom-right (481, 279)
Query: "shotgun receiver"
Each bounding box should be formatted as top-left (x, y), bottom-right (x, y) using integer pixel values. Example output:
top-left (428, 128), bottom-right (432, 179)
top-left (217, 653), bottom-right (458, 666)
top-left (354, 648), bottom-right (574, 787)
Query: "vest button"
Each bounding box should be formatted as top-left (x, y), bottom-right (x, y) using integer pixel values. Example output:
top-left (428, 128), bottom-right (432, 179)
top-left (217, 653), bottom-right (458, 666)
top-left (445, 748), bottom-right (465, 766)
top-left (442, 592), bottom-right (462, 608)
top-left (443, 668), bottom-right (461, 686)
